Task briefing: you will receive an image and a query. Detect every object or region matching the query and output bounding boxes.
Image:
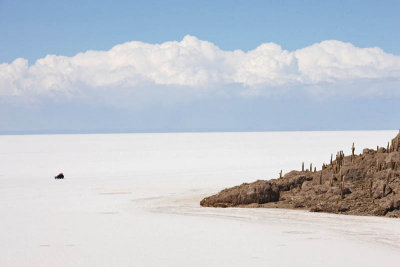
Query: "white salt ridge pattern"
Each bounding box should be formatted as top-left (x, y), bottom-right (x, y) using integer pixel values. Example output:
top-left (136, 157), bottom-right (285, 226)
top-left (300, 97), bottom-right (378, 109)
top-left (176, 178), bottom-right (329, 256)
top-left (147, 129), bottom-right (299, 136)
top-left (0, 131), bottom-right (399, 266)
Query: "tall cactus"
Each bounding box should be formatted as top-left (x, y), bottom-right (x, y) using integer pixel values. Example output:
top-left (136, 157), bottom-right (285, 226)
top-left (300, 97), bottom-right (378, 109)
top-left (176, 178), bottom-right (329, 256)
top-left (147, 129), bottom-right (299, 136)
top-left (387, 172), bottom-right (391, 185)
top-left (369, 180), bottom-right (373, 198)
top-left (340, 180), bottom-right (344, 199)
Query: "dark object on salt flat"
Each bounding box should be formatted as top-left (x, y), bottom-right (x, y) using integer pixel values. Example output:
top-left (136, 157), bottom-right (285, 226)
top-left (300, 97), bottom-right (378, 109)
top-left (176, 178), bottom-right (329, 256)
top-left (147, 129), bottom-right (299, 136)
top-left (55, 173), bottom-right (64, 179)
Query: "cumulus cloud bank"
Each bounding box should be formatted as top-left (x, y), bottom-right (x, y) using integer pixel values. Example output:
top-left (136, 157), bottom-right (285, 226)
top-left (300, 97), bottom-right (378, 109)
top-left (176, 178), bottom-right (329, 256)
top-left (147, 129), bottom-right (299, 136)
top-left (1, 35), bottom-right (400, 99)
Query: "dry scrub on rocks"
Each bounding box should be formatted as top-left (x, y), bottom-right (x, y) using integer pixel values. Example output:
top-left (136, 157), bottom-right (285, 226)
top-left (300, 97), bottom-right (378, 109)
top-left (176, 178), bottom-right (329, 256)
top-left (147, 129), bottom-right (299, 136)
top-left (201, 132), bottom-right (400, 217)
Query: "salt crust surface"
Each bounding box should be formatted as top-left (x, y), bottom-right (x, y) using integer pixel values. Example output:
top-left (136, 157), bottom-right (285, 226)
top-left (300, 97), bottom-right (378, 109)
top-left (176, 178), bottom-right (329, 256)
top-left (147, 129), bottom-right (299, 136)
top-left (0, 131), bottom-right (399, 266)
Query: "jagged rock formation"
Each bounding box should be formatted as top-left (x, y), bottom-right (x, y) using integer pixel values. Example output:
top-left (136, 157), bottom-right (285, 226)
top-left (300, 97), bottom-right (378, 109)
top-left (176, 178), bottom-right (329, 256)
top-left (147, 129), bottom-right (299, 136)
top-left (200, 181), bottom-right (280, 208)
top-left (201, 132), bottom-right (400, 217)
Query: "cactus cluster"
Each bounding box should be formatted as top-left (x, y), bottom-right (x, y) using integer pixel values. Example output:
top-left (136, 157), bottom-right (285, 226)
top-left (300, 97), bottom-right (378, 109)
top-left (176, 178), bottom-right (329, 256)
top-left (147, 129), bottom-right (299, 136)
top-left (336, 151), bottom-right (345, 170)
top-left (329, 173), bottom-right (334, 187)
top-left (331, 150), bottom-right (345, 175)
top-left (389, 161), bottom-right (398, 170)
top-left (294, 133), bottom-right (398, 205)
top-left (204, 131), bottom-right (400, 217)
top-left (390, 131), bottom-right (400, 152)
top-left (376, 159), bottom-right (382, 172)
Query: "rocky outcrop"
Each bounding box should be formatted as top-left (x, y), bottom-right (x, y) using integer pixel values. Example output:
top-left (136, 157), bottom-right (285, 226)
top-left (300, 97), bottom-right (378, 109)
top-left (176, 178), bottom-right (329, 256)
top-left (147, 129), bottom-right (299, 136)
top-left (200, 180), bottom-right (280, 207)
top-left (201, 132), bottom-right (400, 217)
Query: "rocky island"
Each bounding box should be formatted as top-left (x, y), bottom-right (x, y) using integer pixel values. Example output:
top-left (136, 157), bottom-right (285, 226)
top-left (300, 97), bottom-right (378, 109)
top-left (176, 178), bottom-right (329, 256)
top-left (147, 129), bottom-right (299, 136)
top-left (201, 132), bottom-right (400, 217)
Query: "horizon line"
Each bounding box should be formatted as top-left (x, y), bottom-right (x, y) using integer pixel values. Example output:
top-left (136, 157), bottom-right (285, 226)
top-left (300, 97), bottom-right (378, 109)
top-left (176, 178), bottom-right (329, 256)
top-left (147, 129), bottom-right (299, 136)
top-left (1, 128), bottom-right (398, 137)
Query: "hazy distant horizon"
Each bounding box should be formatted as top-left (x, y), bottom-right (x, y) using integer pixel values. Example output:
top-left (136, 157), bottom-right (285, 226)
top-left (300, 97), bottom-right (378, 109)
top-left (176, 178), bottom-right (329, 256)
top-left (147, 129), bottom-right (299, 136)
top-left (2, 95), bottom-right (399, 134)
top-left (1, 128), bottom-right (399, 136)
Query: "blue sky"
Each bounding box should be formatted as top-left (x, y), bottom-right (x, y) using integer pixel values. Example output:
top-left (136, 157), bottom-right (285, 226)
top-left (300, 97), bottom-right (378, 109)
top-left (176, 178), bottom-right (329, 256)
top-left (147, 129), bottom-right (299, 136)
top-left (2, 0), bottom-right (400, 63)
top-left (1, 0), bottom-right (400, 133)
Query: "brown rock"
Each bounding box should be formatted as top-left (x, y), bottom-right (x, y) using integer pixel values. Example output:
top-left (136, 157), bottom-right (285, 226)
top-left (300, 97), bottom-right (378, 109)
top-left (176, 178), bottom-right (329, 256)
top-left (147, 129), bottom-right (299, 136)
top-left (363, 148), bottom-right (375, 154)
top-left (200, 180), bottom-right (280, 207)
top-left (200, 133), bottom-right (400, 217)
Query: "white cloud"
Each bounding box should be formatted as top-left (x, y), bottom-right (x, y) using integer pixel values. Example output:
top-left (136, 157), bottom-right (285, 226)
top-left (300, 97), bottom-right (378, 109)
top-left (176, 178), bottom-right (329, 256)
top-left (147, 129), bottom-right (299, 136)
top-left (295, 40), bottom-right (400, 83)
top-left (1, 35), bottom-right (400, 99)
